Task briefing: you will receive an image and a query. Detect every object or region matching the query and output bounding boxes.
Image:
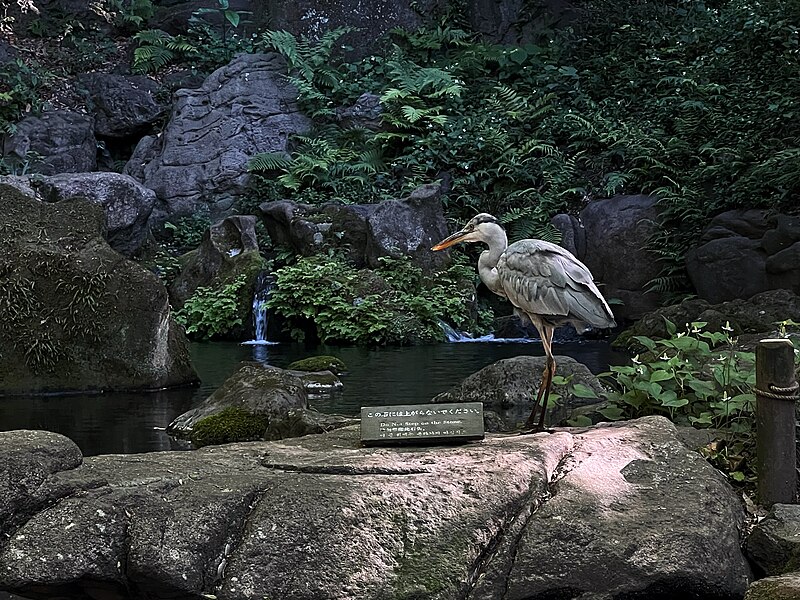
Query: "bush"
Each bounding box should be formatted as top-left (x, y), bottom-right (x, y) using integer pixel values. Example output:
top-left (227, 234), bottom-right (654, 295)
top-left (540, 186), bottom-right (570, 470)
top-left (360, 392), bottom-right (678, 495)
top-left (175, 275), bottom-right (248, 339)
top-left (267, 254), bottom-right (487, 345)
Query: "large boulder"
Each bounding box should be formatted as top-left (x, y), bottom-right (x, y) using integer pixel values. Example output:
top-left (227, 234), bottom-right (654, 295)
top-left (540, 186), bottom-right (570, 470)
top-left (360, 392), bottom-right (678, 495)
top-left (0, 417), bottom-right (751, 599)
top-left (615, 289), bottom-right (800, 348)
top-left (259, 183), bottom-right (449, 272)
top-left (78, 73), bottom-right (167, 139)
top-left (124, 53), bottom-right (311, 222)
top-left (0, 184), bottom-right (197, 393)
top-left (4, 110), bottom-right (96, 174)
top-left (553, 195), bottom-right (663, 321)
top-left (10, 172), bottom-right (158, 257)
top-left (686, 210), bottom-right (800, 304)
top-left (432, 355), bottom-right (607, 428)
top-left (745, 504), bottom-right (800, 576)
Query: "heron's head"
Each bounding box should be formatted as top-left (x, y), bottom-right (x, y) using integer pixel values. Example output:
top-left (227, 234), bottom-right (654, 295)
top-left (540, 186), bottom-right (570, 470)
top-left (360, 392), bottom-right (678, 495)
top-left (431, 213), bottom-right (502, 250)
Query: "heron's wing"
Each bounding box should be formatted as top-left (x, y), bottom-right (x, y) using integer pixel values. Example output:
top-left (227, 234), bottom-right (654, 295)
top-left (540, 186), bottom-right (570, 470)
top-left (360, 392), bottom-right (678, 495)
top-left (497, 239), bottom-right (616, 328)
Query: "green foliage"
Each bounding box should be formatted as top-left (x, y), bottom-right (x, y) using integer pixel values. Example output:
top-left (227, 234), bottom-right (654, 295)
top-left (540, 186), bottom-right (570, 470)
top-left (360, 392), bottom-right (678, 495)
top-left (0, 58), bottom-right (48, 133)
top-left (133, 0), bottom-right (251, 73)
top-left (190, 406), bottom-right (269, 447)
top-left (163, 214), bottom-right (211, 252)
top-left (600, 320), bottom-right (770, 483)
top-left (267, 254), bottom-right (482, 345)
top-left (175, 275), bottom-right (249, 339)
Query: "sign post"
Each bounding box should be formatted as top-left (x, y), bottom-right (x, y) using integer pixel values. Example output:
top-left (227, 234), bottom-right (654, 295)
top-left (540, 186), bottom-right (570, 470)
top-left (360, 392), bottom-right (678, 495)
top-left (360, 402), bottom-right (485, 446)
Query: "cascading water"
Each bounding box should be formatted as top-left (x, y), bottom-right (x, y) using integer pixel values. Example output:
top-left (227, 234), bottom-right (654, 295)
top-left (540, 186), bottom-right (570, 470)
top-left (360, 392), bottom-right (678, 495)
top-left (242, 272), bottom-right (278, 347)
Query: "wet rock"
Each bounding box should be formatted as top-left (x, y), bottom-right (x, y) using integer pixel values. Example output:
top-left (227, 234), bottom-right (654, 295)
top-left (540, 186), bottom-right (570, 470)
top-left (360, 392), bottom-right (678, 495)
top-left (264, 407), bottom-right (358, 440)
top-left (287, 355), bottom-right (347, 375)
top-left (168, 215), bottom-right (266, 338)
top-left (167, 362), bottom-right (308, 439)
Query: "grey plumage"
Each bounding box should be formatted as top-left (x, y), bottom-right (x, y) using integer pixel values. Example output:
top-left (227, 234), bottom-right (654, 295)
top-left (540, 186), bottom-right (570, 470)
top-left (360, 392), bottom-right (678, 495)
top-left (432, 212), bottom-right (616, 430)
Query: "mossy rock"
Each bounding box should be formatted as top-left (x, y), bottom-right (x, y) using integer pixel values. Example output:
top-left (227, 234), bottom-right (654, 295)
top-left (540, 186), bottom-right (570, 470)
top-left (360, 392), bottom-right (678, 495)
top-left (190, 406), bottom-right (269, 448)
top-left (0, 183), bottom-right (197, 393)
top-left (287, 355), bottom-right (347, 374)
top-left (745, 574), bottom-right (800, 600)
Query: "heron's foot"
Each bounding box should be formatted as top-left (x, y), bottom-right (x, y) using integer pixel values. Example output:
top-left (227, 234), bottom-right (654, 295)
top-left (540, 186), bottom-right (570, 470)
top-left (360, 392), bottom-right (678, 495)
top-left (516, 425), bottom-right (555, 436)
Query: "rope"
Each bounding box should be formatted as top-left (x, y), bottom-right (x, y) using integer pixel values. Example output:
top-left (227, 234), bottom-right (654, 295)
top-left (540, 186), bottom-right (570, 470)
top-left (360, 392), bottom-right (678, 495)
top-left (754, 382), bottom-right (800, 400)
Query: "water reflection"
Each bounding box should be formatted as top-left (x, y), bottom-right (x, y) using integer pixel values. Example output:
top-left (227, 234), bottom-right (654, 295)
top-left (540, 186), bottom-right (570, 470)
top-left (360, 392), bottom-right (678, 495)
top-left (0, 338), bottom-right (627, 456)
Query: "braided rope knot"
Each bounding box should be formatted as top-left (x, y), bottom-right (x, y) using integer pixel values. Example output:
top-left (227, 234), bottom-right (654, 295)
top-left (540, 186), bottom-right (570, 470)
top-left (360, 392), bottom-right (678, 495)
top-left (754, 381), bottom-right (800, 400)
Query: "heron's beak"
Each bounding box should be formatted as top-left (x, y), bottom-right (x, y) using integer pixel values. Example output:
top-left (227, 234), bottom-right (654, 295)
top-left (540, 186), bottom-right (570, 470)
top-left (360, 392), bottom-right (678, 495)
top-left (431, 229), bottom-right (469, 251)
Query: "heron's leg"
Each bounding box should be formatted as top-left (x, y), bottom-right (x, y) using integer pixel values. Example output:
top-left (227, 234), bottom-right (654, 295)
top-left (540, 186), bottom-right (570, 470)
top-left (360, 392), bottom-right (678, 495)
top-left (537, 326), bottom-right (556, 430)
top-left (525, 323), bottom-right (555, 430)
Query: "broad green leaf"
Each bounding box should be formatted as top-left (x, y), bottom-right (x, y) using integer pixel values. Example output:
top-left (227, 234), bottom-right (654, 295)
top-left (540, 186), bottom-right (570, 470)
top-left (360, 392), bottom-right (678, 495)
top-left (598, 406), bottom-right (626, 420)
top-left (649, 370), bottom-right (673, 382)
top-left (571, 383), bottom-right (599, 398)
top-left (660, 397), bottom-right (689, 408)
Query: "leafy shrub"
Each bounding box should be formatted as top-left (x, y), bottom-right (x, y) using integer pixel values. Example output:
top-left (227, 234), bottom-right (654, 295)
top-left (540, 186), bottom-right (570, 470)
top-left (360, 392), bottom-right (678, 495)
top-left (133, 0), bottom-right (251, 73)
top-left (599, 320), bottom-right (768, 483)
top-left (0, 58), bottom-right (47, 133)
top-left (267, 254), bottom-right (485, 345)
top-left (163, 214), bottom-right (211, 252)
top-left (175, 275), bottom-right (249, 339)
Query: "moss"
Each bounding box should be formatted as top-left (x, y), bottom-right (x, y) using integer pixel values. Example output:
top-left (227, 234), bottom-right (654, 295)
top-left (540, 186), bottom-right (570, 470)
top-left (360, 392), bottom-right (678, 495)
top-left (287, 355), bottom-right (347, 374)
top-left (190, 406), bottom-right (269, 448)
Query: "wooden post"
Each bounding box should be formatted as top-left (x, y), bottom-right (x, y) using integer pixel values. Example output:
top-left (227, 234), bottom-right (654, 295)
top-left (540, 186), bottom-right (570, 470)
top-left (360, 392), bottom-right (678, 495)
top-left (756, 338), bottom-right (798, 507)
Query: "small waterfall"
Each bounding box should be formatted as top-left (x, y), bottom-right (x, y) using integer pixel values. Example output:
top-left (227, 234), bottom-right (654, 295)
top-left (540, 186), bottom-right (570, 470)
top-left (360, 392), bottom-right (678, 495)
top-left (242, 272), bottom-right (278, 347)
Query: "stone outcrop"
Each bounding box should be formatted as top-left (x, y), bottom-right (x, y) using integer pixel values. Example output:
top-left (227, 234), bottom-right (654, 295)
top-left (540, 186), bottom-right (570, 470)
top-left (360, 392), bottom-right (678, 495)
top-left (124, 53), bottom-right (311, 221)
top-left (686, 210), bottom-right (800, 304)
top-left (553, 194), bottom-right (663, 321)
top-left (167, 362), bottom-right (350, 443)
top-left (0, 417), bottom-right (751, 599)
top-left (7, 172), bottom-right (158, 257)
top-left (0, 183), bottom-right (197, 393)
top-left (259, 183), bottom-right (449, 272)
top-left (432, 355), bottom-right (607, 428)
top-left (615, 289), bottom-right (800, 348)
top-left (4, 110), bottom-right (96, 174)
top-left (78, 73), bottom-right (167, 139)
top-left (746, 504), bottom-right (800, 577)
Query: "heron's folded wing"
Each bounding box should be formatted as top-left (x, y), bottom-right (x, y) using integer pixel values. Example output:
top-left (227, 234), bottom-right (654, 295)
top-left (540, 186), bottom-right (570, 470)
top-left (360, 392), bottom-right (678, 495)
top-left (498, 239), bottom-right (616, 328)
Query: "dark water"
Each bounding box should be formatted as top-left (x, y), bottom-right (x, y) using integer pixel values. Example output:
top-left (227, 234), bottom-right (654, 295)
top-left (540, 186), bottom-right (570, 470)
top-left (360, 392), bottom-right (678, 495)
top-left (0, 338), bottom-right (627, 457)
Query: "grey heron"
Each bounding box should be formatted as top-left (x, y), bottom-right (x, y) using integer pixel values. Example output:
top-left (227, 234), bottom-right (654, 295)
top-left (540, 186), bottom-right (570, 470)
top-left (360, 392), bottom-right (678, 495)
top-left (432, 213), bottom-right (616, 430)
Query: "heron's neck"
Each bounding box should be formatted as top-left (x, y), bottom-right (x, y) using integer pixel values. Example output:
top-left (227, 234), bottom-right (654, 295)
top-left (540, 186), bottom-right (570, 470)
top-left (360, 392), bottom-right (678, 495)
top-left (477, 226), bottom-right (507, 295)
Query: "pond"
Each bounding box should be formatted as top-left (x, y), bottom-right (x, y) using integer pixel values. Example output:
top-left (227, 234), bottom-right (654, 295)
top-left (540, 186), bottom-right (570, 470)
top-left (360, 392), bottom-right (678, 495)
top-left (0, 336), bottom-right (628, 457)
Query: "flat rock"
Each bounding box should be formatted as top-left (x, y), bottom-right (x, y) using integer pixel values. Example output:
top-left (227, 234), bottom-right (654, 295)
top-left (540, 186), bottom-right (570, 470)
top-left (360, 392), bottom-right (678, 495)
top-left (0, 417), bottom-right (751, 600)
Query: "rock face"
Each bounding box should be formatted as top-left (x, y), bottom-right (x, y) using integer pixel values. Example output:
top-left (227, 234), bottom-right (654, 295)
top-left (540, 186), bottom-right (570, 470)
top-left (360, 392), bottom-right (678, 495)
top-left (19, 172), bottom-right (157, 257)
top-left (615, 289), bottom-right (800, 347)
top-left (745, 504), bottom-right (800, 576)
top-left (259, 183), bottom-right (449, 272)
top-left (4, 110), bottom-right (96, 174)
top-left (0, 184), bottom-right (197, 393)
top-left (554, 195), bottom-right (663, 321)
top-left (432, 355), bottom-right (607, 428)
top-left (124, 53), bottom-right (311, 221)
top-left (686, 210), bottom-right (800, 304)
top-left (169, 214), bottom-right (265, 307)
top-left (78, 73), bottom-right (167, 139)
top-left (0, 417), bottom-right (751, 599)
